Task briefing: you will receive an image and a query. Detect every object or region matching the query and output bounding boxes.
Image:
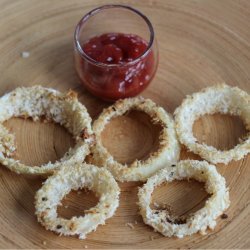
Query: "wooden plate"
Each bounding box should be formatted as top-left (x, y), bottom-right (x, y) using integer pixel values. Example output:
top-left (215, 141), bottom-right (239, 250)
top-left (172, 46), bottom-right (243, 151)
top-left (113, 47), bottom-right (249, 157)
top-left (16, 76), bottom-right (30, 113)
top-left (0, 0), bottom-right (249, 248)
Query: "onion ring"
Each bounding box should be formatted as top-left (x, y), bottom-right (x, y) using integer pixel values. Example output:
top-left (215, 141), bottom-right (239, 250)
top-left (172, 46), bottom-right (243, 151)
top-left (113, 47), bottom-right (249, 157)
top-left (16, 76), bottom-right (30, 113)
top-left (174, 84), bottom-right (250, 164)
top-left (92, 97), bottom-right (180, 182)
top-left (138, 160), bottom-right (230, 238)
top-left (0, 86), bottom-right (94, 175)
top-left (35, 163), bottom-right (120, 239)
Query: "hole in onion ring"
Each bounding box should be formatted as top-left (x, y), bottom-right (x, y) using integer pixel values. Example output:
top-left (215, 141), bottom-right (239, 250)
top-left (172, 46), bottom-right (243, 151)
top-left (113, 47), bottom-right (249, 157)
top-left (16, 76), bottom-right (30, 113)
top-left (57, 189), bottom-right (99, 219)
top-left (101, 110), bottom-right (162, 164)
top-left (150, 180), bottom-right (210, 220)
top-left (4, 118), bottom-right (75, 166)
top-left (193, 114), bottom-right (247, 151)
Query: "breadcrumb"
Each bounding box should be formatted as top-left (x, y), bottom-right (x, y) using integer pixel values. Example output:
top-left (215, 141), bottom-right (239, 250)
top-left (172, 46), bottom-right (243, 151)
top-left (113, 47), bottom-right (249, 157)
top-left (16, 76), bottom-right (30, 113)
top-left (126, 222), bottom-right (135, 229)
top-left (221, 213), bottom-right (228, 219)
top-left (21, 51), bottom-right (30, 58)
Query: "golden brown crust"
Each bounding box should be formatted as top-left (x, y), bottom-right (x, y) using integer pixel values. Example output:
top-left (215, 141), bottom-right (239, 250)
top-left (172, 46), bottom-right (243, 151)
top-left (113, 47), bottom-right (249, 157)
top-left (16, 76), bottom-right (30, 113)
top-left (138, 160), bottom-right (230, 238)
top-left (174, 84), bottom-right (250, 164)
top-left (35, 163), bottom-right (120, 239)
top-left (0, 86), bottom-right (93, 175)
top-left (92, 97), bottom-right (180, 182)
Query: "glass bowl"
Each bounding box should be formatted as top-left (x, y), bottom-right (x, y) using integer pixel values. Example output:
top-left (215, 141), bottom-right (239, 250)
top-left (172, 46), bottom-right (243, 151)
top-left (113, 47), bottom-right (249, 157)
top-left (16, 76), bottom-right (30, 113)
top-left (74, 4), bottom-right (158, 101)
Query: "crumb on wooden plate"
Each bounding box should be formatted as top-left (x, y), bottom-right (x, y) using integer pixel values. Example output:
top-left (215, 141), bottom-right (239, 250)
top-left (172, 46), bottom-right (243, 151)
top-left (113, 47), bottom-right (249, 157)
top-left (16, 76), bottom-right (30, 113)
top-left (126, 222), bottom-right (135, 229)
top-left (221, 213), bottom-right (228, 219)
top-left (21, 51), bottom-right (30, 58)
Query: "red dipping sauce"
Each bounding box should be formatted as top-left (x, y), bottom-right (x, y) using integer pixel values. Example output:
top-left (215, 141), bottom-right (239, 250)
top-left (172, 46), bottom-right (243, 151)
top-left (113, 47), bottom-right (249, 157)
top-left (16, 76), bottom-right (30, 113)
top-left (75, 33), bottom-right (157, 101)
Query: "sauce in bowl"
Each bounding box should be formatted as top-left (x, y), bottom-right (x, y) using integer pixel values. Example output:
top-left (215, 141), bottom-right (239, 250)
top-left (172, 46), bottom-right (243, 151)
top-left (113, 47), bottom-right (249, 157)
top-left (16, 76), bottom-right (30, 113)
top-left (75, 33), bottom-right (156, 101)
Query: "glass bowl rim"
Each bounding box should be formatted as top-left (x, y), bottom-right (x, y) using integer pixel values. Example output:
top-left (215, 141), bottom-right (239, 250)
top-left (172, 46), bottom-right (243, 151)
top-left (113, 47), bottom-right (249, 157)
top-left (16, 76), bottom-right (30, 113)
top-left (74, 4), bottom-right (155, 68)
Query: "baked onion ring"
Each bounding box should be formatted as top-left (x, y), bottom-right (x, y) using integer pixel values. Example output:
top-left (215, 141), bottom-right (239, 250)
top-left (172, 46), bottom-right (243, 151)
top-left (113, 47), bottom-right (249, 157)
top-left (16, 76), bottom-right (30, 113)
top-left (92, 97), bottom-right (180, 182)
top-left (35, 163), bottom-right (120, 239)
top-left (174, 84), bottom-right (250, 164)
top-left (0, 86), bottom-right (94, 175)
top-left (138, 160), bottom-right (230, 238)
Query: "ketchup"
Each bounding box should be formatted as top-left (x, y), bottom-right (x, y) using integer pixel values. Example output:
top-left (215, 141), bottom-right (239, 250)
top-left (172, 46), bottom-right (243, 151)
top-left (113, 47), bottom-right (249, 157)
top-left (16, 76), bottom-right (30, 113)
top-left (75, 33), bottom-right (156, 101)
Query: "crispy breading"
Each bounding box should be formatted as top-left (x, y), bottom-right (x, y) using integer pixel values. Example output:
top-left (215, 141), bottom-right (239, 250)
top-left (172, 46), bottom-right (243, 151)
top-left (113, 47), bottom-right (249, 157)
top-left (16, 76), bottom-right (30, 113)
top-left (138, 160), bottom-right (230, 238)
top-left (174, 84), bottom-right (250, 164)
top-left (0, 86), bottom-right (93, 175)
top-left (92, 97), bottom-right (180, 182)
top-left (35, 163), bottom-right (120, 239)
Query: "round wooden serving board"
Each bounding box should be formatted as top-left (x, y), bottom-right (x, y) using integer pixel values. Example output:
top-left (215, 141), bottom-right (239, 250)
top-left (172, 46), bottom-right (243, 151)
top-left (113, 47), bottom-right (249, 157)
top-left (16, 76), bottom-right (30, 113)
top-left (0, 0), bottom-right (249, 248)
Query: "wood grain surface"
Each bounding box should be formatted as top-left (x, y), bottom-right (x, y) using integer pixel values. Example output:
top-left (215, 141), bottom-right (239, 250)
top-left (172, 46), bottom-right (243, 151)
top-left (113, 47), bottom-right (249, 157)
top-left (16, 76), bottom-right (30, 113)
top-left (0, 0), bottom-right (249, 248)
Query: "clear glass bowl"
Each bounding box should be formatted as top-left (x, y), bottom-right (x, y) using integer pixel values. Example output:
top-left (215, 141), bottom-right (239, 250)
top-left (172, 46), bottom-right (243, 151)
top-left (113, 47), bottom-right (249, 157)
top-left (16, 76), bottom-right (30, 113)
top-left (74, 4), bottom-right (158, 101)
